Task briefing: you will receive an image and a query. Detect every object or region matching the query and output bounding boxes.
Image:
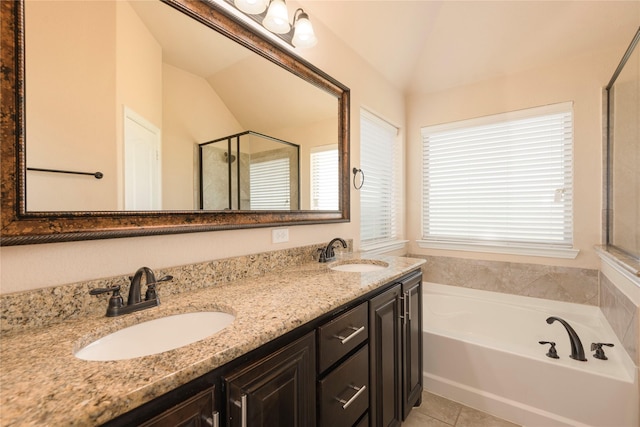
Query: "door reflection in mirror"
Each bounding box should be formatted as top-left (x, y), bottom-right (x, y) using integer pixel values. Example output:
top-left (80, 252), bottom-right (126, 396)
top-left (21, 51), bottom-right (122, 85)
top-left (124, 107), bottom-right (162, 210)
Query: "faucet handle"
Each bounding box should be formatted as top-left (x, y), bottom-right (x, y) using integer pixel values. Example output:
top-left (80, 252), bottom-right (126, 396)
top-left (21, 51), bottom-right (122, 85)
top-left (155, 275), bottom-right (174, 284)
top-left (317, 247), bottom-right (327, 263)
top-left (89, 285), bottom-right (121, 296)
top-left (145, 275), bottom-right (173, 301)
top-left (89, 285), bottom-right (124, 316)
top-left (539, 341), bottom-right (559, 359)
top-left (145, 284), bottom-right (158, 301)
top-left (591, 342), bottom-right (614, 360)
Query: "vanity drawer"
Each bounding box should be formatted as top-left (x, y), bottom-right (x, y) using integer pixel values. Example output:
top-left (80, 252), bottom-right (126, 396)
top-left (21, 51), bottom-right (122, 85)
top-left (318, 345), bottom-right (369, 427)
top-left (318, 302), bottom-right (368, 373)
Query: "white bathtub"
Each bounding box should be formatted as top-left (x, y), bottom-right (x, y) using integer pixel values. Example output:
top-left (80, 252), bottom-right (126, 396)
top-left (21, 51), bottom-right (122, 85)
top-left (423, 283), bottom-right (639, 427)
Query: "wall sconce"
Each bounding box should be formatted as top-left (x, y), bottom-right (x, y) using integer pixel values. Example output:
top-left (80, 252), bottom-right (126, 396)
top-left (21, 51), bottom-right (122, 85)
top-left (231, 0), bottom-right (317, 48)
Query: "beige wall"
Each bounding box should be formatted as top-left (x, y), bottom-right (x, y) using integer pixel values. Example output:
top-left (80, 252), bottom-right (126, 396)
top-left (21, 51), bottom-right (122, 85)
top-left (162, 63), bottom-right (244, 210)
top-left (25, 1), bottom-right (118, 211)
top-left (25, 1), bottom-right (165, 212)
top-left (406, 47), bottom-right (625, 270)
top-left (115, 1), bottom-right (164, 209)
top-left (0, 12), bottom-right (402, 294)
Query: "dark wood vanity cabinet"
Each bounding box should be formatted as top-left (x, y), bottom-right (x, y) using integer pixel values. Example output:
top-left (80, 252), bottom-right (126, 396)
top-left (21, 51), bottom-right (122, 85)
top-left (139, 386), bottom-right (218, 427)
top-left (224, 332), bottom-right (316, 427)
top-left (104, 269), bottom-right (422, 427)
top-left (401, 273), bottom-right (423, 420)
top-left (369, 284), bottom-right (403, 427)
top-left (369, 271), bottom-right (423, 427)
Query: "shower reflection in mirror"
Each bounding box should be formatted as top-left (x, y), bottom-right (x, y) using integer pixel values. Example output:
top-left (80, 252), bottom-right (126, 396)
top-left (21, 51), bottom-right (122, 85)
top-left (198, 131), bottom-right (299, 210)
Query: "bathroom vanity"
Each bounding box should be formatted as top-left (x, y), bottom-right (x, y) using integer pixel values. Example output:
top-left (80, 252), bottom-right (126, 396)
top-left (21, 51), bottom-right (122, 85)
top-left (109, 270), bottom-right (422, 427)
top-left (0, 255), bottom-right (425, 426)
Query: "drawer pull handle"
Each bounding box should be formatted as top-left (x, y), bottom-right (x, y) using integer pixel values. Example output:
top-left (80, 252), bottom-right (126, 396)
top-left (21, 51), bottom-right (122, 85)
top-left (336, 385), bottom-right (367, 409)
top-left (334, 326), bottom-right (365, 344)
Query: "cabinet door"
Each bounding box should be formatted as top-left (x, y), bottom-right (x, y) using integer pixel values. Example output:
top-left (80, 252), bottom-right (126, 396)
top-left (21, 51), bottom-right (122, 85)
top-left (402, 275), bottom-right (423, 419)
top-left (139, 386), bottom-right (218, 427)
top-left (225, 332), bottom-right (316, 427)
top-left (369, 284), bottom-right (402, 427)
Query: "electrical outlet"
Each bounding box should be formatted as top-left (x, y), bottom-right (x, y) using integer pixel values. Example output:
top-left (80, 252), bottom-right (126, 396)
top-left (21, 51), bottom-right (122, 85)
top-left (272, 228), bottom-right (289, 243)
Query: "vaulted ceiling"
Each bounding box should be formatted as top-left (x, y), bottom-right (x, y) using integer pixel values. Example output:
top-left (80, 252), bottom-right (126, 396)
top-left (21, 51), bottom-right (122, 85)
top-left (303, 1), bottom-right (640, 95)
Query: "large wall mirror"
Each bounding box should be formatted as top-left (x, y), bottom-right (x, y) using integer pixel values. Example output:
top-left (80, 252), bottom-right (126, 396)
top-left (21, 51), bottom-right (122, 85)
top-left (0, 0), bottom-right (350, 245)
top-left (606, 27), bottom-right (640, 261)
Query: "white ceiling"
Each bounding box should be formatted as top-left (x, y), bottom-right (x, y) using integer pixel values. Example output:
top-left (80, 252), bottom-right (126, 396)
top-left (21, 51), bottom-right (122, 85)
top-left (131, 0), bottom-right (337, 131)
top-left (302, 1), bottom-right (640, 95)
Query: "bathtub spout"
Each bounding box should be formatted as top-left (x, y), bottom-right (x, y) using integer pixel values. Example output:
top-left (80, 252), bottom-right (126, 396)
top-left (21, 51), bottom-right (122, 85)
top-left (546, 316), bottom-right (587, 361)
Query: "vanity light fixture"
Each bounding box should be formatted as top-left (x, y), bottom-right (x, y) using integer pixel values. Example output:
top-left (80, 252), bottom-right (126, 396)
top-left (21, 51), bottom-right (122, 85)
top-left (231, 0), bottom-right (317, 48)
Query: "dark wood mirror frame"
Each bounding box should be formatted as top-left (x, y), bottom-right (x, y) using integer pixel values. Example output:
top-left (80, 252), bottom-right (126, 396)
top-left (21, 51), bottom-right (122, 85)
top-left (0, 0), bottom-right (350, 246)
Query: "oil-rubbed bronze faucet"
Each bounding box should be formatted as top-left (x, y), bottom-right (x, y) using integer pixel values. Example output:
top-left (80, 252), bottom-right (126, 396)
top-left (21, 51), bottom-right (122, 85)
top-left (317, 237), bottom-right (348, 262)
top-left (89, 267), bottom-right (173, 317)
top-left (546, 316), bottom-right (587, 361)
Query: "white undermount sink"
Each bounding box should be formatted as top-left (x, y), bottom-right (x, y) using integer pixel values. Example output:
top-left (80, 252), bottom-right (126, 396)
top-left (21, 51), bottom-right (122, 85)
top-left (330, 260), bottom-right (389, 273)
top-left (75, 311), bottom-right (235, 361)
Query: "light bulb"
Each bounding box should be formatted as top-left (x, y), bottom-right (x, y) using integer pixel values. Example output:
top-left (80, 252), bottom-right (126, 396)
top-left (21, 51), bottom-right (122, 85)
top-left (292, 12), bottom-right (317, 48)
top-left (234, 0), bottom-right (268, 14)
top-left (262, 0), bottom-right (290, 34)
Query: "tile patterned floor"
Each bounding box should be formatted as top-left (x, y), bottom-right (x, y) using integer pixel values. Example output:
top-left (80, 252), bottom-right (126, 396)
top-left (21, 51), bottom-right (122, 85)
top-left (404, 391), bottom-right (521, 427)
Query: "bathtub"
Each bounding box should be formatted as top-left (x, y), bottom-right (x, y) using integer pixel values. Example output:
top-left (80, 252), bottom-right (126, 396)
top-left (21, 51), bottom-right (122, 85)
top-left (422, 283), bottom-right (639, 427)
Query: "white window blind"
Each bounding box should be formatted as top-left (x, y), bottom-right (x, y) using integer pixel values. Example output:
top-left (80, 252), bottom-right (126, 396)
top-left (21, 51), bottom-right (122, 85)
top-left (250, 157), bottom-right (290, 210)
top-left (360, 109), bottom-right (400, 245)
top-left (311, 146), bottom-right (338, 210)
top-left (421, 102), bottom-right (574, 249)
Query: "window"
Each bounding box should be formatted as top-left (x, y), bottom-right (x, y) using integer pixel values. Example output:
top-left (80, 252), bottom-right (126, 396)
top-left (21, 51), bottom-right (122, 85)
top-left (420, 102), bottom-right (577, 258)
top-left (250, 157), bottom-right (290, 210)
top-left (360, 109), bottom-right (402, 249)
top-left (310, 146), bottom-right (338, 210)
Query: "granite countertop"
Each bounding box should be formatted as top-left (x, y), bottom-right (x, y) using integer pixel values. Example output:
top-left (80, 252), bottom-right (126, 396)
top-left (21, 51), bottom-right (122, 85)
top-left (0, 255), bottom-right (425, 426)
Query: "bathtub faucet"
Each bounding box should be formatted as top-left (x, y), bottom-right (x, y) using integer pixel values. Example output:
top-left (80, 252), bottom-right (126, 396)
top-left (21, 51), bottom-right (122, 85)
top-left (546, 316), bottom-right (587, 361)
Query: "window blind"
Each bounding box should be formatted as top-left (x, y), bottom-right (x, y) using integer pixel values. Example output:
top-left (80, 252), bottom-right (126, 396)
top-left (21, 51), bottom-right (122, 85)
top-left (360, 109), bottom-right (400, 245)
top-left (421, 102), bottom-right (574, 248)
top-left (311, 146), bottom-right (338, 210)
top-left (250, 157), bottom-right (290, 210)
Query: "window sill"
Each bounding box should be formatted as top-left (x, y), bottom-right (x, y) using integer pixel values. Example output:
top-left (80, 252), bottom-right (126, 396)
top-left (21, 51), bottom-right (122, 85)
top-left (360, 240), bottom-right (409, 255)
top-left (416, 240), bottom-right (579, 259)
